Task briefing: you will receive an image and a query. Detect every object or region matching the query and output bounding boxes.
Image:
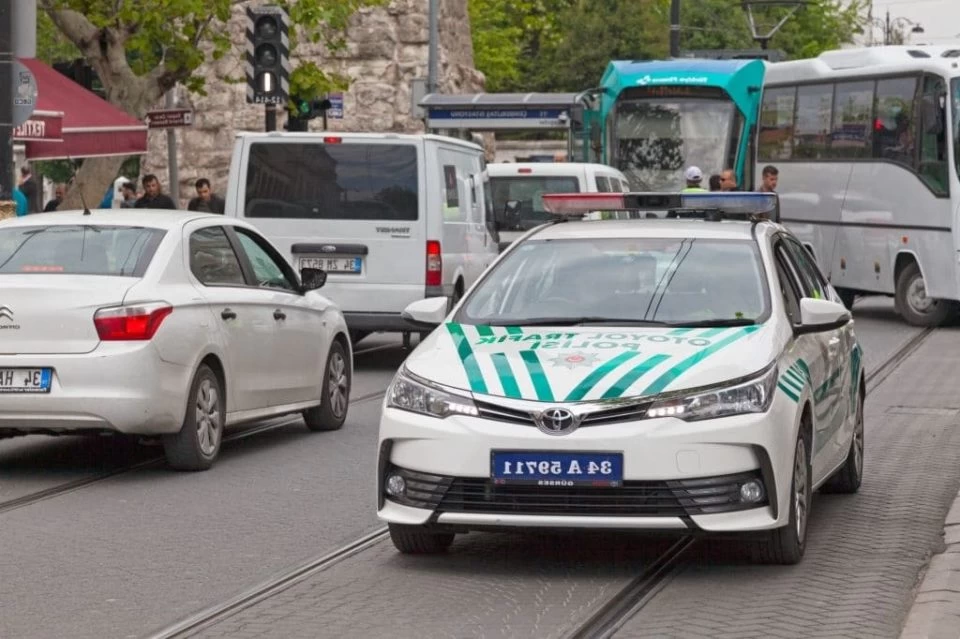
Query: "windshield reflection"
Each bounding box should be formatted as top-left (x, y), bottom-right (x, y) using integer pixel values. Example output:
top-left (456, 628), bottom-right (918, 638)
top-left (458, 237), bottom-right (770, 327)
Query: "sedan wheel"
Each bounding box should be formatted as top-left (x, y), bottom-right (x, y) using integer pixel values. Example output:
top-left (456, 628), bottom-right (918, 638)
top-left (304, 340), bottom-right (351, 432)
top-left (753, 430), bottom-right (811, 565)
top-left (163, 364), bottom-right (224, 471)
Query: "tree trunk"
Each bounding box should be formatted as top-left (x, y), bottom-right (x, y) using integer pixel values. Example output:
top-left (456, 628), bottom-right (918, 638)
top-left (60, 155), bottom-right (128, 211)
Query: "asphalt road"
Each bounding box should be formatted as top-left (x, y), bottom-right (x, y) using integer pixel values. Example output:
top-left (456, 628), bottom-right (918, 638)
top-left (0, 298), bottom-right (947, 639)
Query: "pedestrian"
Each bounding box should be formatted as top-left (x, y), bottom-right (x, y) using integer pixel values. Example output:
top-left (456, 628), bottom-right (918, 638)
top-left (708, 174), bottom-right (722, 191)
top-left (119, 182), bottom-right (139, 208)
top-left (681, 166), bottom-right (708, 193)
top-left (759, 165), bottom-right (779, 193)
top-left (12, 186), bottom-right (28, 216)
top-left (18, 165), bottom-right (39, 213)
top-left (720, 168), bottom-right (738, 191)
top-left (187, 178), bottom-right (226, 214)
top-left (134, 174), bottom-right (177, 209)
top-left (44, 184), bottom-right (65, 212)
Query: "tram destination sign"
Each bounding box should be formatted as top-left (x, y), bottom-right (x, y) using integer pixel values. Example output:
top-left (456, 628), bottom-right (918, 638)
top-left (425, 107), bottom-right (570, 130)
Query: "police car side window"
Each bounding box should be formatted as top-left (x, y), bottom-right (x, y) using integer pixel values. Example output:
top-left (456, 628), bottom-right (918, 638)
top-left (774, 244), bottom-right (803, 323)
top-left (783, 238), bottom-right (828, 300)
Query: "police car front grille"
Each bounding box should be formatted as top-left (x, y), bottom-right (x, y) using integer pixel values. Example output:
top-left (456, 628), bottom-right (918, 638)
top-left (435, 471), bottom-right (766, 518)
top-left (474, 400), bottom-right (653, 427)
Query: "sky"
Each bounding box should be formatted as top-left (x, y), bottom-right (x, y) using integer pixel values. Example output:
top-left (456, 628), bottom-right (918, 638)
top-left (858, 0), bottom-right (960, 45)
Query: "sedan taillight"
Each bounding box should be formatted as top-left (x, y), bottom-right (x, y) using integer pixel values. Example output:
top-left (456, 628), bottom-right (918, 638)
top-left (94, 302), bottom-right (173, 341)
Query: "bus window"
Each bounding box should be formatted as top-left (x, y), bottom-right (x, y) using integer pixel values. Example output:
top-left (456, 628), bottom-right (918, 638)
top-left (793, 84), bottom-right (833, 160)
top-left (829, 81), bottom-right (874, 159)
top-left (918, 75), bottom-right (949, 196)
top-left (874, 77), bottom-right (918, 168)
top-left (759, 87), bottom-right (796, 161)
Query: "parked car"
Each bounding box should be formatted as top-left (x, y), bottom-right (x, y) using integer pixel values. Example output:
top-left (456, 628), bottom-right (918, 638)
top-left (0, 210), bottom-right (352, 470)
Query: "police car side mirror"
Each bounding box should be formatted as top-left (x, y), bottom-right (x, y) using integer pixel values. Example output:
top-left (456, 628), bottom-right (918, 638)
top-left (402, 297), bottom-right (449, 329)
top-left (795, 298), bottom-right (850, 335)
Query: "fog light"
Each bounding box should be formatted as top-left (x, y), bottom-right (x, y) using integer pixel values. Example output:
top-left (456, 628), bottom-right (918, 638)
top-left (385, 474), bottom-right (406, 497)
top-left (739, 479), bottom-right (764, 503)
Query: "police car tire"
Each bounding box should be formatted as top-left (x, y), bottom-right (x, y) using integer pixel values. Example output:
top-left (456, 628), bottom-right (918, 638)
top-left (821, 387), bottom-right (865, 495)
top-left (303, 341), bottom-right (350, 432)
top-left (753, 429), bottom-right (810, 565)
top-left (895, 262), bottom-right (953, 327)
top-left (388, 523), bottom-right (455, 554)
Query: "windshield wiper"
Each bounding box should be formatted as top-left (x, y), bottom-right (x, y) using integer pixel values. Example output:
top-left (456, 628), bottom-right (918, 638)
top-left (665, 318), bottom-right (758, 328)
top-left (486, 317), bottom-right (674, 327)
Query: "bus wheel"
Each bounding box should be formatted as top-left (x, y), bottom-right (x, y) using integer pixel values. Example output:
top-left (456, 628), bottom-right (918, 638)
top-left (895, 262), bottom-right (953, 327)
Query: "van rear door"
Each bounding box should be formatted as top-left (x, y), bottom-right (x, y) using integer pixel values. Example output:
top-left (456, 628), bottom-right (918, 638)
top-left (235, 137), bottom-right (424, 315)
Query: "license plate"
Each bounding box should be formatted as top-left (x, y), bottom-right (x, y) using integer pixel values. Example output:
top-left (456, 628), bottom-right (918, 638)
top-left (491, 451), bottom-right (623, 487)
top-left (0, 368), bottom-right (52, 393)
top-left (299, 256), bottom-right (362, 274)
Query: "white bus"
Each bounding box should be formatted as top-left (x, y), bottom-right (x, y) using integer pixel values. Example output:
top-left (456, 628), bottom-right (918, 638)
top-left (760, 45), bottom-right (960, 326)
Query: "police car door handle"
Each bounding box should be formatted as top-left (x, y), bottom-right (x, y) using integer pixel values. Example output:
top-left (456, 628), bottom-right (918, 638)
top-left (273, 309), bottom-right (286, 321)
top-left (221, 309), bottom-right (237, 320)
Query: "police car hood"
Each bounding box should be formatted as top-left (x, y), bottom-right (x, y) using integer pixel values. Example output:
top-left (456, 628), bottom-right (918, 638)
top-left (405, 323), bottom-right (776, 402)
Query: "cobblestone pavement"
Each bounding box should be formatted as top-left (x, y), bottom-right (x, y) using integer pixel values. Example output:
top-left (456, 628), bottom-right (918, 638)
top-left (179, 304), bottom-right (958, 639)
top-left (613, 327), bottom-right (960, 639)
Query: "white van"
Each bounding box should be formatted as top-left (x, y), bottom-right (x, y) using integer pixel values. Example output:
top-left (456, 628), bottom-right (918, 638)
top-left (224, 132), bottom-right (499, 345)
top-left (486, 162), bottom-right (631, 249)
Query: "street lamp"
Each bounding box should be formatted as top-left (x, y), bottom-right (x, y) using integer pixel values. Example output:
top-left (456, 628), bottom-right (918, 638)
top-left (869, 10), bottom-right (924, 46)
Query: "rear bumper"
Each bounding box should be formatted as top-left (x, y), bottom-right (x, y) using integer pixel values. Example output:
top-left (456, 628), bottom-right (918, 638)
top-left (0, 343), bottom-right (191, 436)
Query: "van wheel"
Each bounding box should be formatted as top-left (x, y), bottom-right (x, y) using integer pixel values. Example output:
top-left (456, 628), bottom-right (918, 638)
top-left (303, 341), bottom-right (350, 431)
top-left (163, 365), bottom-right (223, 471)
top-left (895, 262), bottom-right (954, 327)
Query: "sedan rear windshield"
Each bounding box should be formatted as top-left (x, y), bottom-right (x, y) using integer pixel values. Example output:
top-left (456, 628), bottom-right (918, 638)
top-left (0, 225), bottom-right (164, 276)
top-left (244, 142), bottom-right (419, 220)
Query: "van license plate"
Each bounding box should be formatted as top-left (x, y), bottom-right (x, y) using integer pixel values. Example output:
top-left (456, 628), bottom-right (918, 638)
top-left (299, 257), bottom-right (362, 274)
top-left (0, 368), bottom-right (52, 393)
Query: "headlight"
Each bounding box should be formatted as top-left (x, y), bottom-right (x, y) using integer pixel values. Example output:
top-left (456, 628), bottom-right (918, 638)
top-left (647, 363), bottom-right (778, 422)
top-left (387, 368), bottom-right (479, 419)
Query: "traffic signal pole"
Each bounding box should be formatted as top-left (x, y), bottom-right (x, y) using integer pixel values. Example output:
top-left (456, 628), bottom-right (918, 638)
top-left (245, 5), bottom-right (289, 134)
top-left (265, 105), bottom-right (277, 132)
top-left (670, 0), bottom-right (681, 58)
top-left (0, 2), bottom-right (13, 204)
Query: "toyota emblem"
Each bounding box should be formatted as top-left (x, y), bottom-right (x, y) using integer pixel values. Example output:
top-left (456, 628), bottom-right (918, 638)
top-left (535, 407), bottom-right (580, 436)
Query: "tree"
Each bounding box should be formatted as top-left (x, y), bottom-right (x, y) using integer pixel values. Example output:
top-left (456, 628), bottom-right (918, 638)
top-left (39, 0), bottom-right (383, 209)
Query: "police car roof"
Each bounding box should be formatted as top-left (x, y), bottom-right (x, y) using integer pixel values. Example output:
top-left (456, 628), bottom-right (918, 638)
top-left (529, 218), bottom-right (775, 242)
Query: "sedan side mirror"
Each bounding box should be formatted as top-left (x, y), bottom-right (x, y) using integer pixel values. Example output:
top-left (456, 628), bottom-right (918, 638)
top-left (300, 267), bottom-right (327, 292)
top-left (402, 297), bottom-right (449, 329)
top-left (795, 297), bottom-right (850, 335)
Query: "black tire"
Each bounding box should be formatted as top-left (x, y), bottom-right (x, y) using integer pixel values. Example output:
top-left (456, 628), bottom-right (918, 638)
top-left (163, 364), bottom-right (224, 471)
top-left (753, 429), bottom-right (811, 565)
top-left (895, 261), bottom-right (953, 327)
top-left (303, 340), bottom-right (350, 432)
top-left (836, 288), bottom-right (857, 311)
top-left (821, 388), bottom-right (864, 494)
top-left (388, 523), bottom-right (455, 554)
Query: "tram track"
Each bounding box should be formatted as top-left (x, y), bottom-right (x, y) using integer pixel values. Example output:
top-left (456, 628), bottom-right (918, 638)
top-left (144, 326), bottom-right (938, 639)
top-left (0, 388), bottom-right (389, 516)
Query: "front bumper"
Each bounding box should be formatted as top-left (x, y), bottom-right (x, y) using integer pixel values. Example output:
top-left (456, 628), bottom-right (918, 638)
top-left (376, 393), bottom-right (799, 533)
top-left (0, 342), bottom-right (191, 436)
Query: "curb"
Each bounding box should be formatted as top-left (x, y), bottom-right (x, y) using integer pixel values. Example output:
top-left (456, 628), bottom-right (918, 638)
top-left (900, 491), bottom-right (960, 639)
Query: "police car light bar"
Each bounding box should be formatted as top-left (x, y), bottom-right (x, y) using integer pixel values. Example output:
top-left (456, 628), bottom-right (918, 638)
top-left (541, 192), bottom-right (780, 222)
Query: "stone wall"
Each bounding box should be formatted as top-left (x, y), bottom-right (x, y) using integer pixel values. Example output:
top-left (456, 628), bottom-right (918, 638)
top-left (143, 0), bottom-right (484, 207)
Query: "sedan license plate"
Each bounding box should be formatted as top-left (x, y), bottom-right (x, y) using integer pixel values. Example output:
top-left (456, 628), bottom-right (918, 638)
top-left (0, 368), bottom-right (52, 394)
top-left (299, 256), bottom-right (362, 274)
top-left (491, 451), bottom-right (623, 487)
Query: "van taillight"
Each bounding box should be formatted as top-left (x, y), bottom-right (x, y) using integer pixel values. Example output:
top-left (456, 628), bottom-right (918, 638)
top-left (426, 240), bottom-right (442, 287)
top-left (518, 168), bottom-right (532, 174)
top-left (323, 136), bottom-right (342, 144)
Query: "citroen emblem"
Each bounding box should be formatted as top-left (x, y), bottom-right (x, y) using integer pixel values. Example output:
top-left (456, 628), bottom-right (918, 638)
top-left (0, 306), bottom-right (12, 322)
top-left (535, 407), bottom-right (580, 436)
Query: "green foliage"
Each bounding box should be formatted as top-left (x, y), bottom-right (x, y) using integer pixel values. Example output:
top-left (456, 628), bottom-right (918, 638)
top-left (33, 156), bottom-right (140, 186)
top-left (36, 10), bottom-right (80, 64)
top-left (40, 0), bottom-right (383, 101)
top-left (470, 0), bottom-right (869, 93)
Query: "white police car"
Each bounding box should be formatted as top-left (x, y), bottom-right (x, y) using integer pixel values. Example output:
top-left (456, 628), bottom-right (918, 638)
top-left (377, 192), bottom-right (864, 564)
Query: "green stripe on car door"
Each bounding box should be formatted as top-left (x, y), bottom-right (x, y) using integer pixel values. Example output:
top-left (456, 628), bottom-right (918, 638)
top-left (601, 354), bottom-right (672, 399)
top-left (445, 323), bottom-right (488, 394)
top-left (640, 326), bottom-right (760, 396)
top-left (520, 351), bottom-right (555, 401)
top-left (565, 351), bottom-right (641, 402)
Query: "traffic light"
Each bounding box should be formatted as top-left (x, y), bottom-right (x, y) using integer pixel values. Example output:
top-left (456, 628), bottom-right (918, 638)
top-left (292, 97), bottom-right (333, 120)
top-left (245, 5), bottom-right (290, 105)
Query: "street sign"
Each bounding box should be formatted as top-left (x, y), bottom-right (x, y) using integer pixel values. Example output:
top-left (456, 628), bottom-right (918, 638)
top-left (327, 93), bottom-right (343, 119)
top-left (145, 108), bottom-right (194, 129)
top-left (12, 61), bottom-right (38, 128)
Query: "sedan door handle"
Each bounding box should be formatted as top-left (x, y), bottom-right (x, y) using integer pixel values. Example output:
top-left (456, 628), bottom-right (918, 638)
top-left (221, 309), bottom-right (237, 320)
top-left (273, 309), bottom-right (286, 321)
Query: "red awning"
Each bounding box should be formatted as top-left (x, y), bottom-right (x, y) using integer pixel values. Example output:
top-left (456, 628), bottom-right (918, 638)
top-left (18, 58), bottom-right (148, 161)
top-left (13, 110), bottom-right (64, 142)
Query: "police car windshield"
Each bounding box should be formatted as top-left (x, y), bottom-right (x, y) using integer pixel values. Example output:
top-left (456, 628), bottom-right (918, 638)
top-left (458, 237), bottom-right (770, 327)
